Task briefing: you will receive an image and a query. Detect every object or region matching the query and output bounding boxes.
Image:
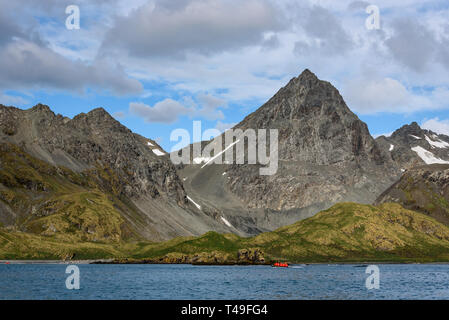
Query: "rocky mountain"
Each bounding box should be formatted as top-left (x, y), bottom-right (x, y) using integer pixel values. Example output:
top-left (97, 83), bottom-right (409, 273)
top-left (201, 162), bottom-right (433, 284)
top-left (375, 164), bottom-right (449, 226)
top-left (376, 122), bottom-right (449, 170)
top-left (179, 69), bottom-right (401, 233)
top-left (0, 104), bottom-right (233, 242)
top-left (2, 71), bottom-right (449, 262)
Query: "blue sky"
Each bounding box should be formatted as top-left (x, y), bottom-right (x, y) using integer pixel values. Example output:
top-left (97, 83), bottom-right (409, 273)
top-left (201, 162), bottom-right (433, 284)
top-left (0, 0), bottom-right (449, 151)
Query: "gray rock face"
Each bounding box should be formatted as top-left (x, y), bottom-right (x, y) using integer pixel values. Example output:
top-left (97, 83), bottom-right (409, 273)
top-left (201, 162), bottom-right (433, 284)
top-left (179, 69), bottom-right (401, 233)
top-left (227, 69), bottom-right (399, 209)
top-left (0, 104), bottom-right (234, 240)
top-left (0, 104), bottom-right (185, 203)
top-left (376, 122), bottom-right (449, 170)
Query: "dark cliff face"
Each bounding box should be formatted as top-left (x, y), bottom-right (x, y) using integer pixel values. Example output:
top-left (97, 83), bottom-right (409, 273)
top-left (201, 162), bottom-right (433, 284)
top-left (376, 122), bottom-right (449, 170)
top-left (178, 70), bottom-right (402, 235)
top-left (236, 69), bottom-right (381, 164)
top-left (0, 104), bottom-right (186, 204)
top-left (225, 69), bottom-right (399, 210)
top-left (375, 164), bottom-right (449, 226)
top-left (0, 104), bottom-right (236, 241)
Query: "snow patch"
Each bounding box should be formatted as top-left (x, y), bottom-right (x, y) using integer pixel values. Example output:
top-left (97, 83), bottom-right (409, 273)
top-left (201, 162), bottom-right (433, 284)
top-left (187, 196), bottom-right (201, 210)
top-left (411, 146), bottom-right (449, 164)
top-left (389, 144), bottom-right (394, 151)
top-left (220, 216), bottom-right (233, 228)
top-left (222, 172), bottom-right (227, 176)
top-left (152, 149), bottom-right (165, 156)
top-left (193, 157), bottom-right (211, 164)
top-left (201, 139), bottom-right (240, 168)
top-left (425, 135), bottom-right (449, 149)
top-left (147, 141), bottom-right (154, 146)
top-left (409, 134), bottom-right (421, 140)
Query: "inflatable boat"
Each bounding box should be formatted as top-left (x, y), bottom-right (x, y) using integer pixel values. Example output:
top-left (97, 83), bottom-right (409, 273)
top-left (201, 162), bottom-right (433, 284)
top-left (272, 262), bottom-right (289, 268)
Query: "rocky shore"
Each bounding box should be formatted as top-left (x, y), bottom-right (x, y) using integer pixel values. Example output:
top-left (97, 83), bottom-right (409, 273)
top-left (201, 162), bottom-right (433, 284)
top-left (92, 248), bottom-right (269, 265)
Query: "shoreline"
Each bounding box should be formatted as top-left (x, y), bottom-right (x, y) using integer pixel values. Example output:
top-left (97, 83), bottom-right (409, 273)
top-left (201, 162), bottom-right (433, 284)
top-left (2, 259), bottom-right (449, 265)
top-left (0, 259), bottom-right (113, 264)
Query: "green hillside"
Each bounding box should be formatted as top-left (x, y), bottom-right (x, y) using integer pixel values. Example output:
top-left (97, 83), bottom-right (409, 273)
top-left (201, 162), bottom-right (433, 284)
top-left (4, 202), bottom-right (448, 263)
top-left (122, 202), bottom-right (449, 263)
top-left (0, 142), bottom-right (139, 248)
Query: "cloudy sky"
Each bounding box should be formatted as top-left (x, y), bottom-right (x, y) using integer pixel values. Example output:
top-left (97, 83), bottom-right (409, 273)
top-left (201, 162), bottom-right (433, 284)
top-left (1, 0), bottom-right (449, 150)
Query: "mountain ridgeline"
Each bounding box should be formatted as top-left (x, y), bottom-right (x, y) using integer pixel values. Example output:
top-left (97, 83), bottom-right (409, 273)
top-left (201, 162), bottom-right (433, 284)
top-left (0, 104), bottom-right (232, 243)
top-left (376, 122), bottom-right (449, 169)
top-left (179, 69), bottom-right (401, 234)
top-left (1, 69), bottom-right (449, 262)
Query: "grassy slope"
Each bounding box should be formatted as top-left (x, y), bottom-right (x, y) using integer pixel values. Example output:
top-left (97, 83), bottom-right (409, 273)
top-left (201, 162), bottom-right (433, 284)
top-left (127, 203), bottom-right (449, 262)
top-left (391, 169), bottom-right (449, 225)
top-left (119, 202), bottom-right (449, 263)
top-left (249, 202), bottom-right (449, 262)
top-left (3, 202), bottom-right (449, 262)
top-left (0, 143), bottom-right (141, 259)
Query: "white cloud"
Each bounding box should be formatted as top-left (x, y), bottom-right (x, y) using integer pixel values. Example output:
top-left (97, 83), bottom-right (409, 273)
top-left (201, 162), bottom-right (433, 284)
top-left (196, 93), bottom-right (226, 120)
top-left (130, 92), bottom-right (229, 123)
top-left (385, 18), bottom-right (438, 72)
top-left (0, 93), bottom-right (28, 106)
top-left (215, 121), bottom-right (236, 132)
top-left (0, 39), bottom-right (143, 95)
top-left (343, 76), bottom-right (449, 114)
top-left (422, 118), bottom-right (449, 136)
top-left (101, 0), bottom-right (284, 58)
top-left (130, 99), bottom-right (192, 124)
top-left (1, 0), bottom-right (449, 122)
top-left (294, 5), bottom-right (353, 56)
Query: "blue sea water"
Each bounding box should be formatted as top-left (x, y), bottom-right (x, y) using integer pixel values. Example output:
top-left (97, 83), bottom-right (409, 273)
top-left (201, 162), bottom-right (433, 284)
top-left (0, 264), bottom-right (449, 300)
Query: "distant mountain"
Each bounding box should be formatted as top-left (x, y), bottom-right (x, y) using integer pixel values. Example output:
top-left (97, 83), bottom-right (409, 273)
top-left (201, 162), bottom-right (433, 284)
top-left (0, 104), bottom-right (232, 242)
top-left (375, 164), bottom-right (449, 226)
top-left (180, 69), bottom-right (401, 233)
top-left (376, 122), bottom-right (449, 170)
top-left (2, 71), bottom-right (449, 262)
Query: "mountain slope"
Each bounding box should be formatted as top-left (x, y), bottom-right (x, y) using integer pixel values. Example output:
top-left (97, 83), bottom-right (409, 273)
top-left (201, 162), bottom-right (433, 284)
top-left (376, 122), bottom-right (449, 170)
top-left (0, 104), bottom-right (233, 241)
top-left (375, 164), bottom-right (449, 226)
top-left (179, 70), bottom-right (401, 234)
top-left (4, 202), bottom-right (449, 262)
top-left (94, 203), bottom-right (449, 264)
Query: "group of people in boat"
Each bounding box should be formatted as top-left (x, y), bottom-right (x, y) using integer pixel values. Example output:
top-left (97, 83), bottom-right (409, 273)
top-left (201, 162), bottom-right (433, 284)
top-left (272, 262), bottom-right (289, 267)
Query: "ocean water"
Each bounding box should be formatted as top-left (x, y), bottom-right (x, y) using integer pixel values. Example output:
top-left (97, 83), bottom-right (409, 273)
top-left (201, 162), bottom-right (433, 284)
top-left (1, 264), bottom-right (449, 300)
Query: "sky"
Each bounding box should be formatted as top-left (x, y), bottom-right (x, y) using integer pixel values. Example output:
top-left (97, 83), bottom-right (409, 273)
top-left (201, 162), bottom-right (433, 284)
top-left (0, 0), bottom-right (449, 151)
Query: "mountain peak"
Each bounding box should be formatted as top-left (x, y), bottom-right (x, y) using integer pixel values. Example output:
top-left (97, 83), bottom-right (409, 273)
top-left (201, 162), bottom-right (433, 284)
top-left (88, 107), bottom-right (108, 114)
top-left (73, 107), bottom-right (117, 125)
top-left (392, 121), bottom-right (423, 139)
top-left (298, 68), bottom-right (317, 79)
top-left (283, 68), bottom-right (320, 90)
top-left (409, 121), bottom-right (421, 130)
top-left (30, 103), bottom-right (52, 113)
top-left (86, 107), bottom-right (112, 118)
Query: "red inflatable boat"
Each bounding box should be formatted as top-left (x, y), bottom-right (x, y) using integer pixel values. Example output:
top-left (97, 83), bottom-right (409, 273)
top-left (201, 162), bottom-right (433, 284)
top-left (272, 262), bottom-right (289, 268)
